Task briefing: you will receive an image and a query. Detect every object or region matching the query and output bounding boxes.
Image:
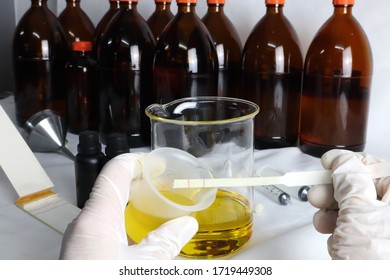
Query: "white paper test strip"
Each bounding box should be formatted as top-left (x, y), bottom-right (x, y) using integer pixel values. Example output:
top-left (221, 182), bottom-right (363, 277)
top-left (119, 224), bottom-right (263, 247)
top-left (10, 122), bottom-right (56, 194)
top-left (0, 105), bottom-right (81, 234)
top-left (173, 161), bottom-right (390, 189)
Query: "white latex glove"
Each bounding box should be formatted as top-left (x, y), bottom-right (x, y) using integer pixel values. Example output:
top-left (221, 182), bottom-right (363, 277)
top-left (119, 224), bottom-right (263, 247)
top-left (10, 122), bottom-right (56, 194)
top-left (308, 149), bottom-right (390, 259)
top-left (59, 153), bottom-right (198, 260)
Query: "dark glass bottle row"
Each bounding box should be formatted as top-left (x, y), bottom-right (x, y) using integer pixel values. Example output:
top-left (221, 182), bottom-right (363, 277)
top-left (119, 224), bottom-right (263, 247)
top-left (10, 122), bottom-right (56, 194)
top-left (12, 0), bottom-right (372, 158)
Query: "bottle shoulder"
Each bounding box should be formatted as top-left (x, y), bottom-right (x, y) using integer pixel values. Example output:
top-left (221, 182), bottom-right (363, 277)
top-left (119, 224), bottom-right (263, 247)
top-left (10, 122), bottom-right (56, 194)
top-left (147, 10), bottom-right (174, 25)
top-left (308, 15), bottom-right (371, 51)
top-left (147, 10), bottom-right (174, 40)
top-left (15, 7), bottom-right (64, 38)
top-left (13, 8), bottom-right (69, 59)
top-left (202, 12), bottom-right (242, 52)
top-left (244, 14), bottom-right (301, 49)
top-left (99, 11), bottom-right (155, 44)
top-left (153, 13), bottom-right (218, 72)
top-left (241, 14), bottom-right (303, 71)
top-left (98, 11), bottom-right (156, 65)
top-left (94, 9), bottom-right (121, 46)
top-left (58, 8), bottom-right (95, 27)
top-left (58, 8), bottom-right (95, 41)
top-left (156, 13), bottom-right (214, 50)
top-left (305, 15), bottom-right (373, 75)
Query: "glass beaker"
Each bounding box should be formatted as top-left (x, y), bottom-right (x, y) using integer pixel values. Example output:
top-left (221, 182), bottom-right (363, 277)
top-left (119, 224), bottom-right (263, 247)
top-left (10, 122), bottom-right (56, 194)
top-left (145, 96), bottom-right (259, 258)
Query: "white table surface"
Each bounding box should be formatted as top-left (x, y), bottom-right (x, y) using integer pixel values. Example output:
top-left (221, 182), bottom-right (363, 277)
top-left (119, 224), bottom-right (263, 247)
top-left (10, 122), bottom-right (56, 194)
top-left (0, 94), bottom-right (386, 260)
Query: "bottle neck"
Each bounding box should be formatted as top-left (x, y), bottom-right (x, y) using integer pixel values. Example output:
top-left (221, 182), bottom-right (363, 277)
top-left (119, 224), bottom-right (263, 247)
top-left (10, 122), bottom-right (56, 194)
top-left (333, 5), bottom-right (353, 15)
top-left (66, 0), bottom-right (80, 8)
top-left (109, 1), bottom-right (121, 9)
top-left (207, 4), bottom-right (224, 13)
top-left (266, 4), bottom-right (284, 15)
top-left (156, 2), bottom-right (171, 11)
top-left (177, 3), bottom-right (196, 13)
top-left (119, 1), bottom-right (138, 11)
top-left (31, 0), bottom-right (47, 7)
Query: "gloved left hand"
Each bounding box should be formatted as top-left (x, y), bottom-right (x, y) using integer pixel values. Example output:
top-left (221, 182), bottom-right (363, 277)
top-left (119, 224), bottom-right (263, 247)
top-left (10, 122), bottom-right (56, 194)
top-left (59, 153), bottom-right (198, 260)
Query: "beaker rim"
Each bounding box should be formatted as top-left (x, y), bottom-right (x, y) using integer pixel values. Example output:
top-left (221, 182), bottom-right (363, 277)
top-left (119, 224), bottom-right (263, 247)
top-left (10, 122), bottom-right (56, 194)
top-left (145, 96), bottom-right (260, 126)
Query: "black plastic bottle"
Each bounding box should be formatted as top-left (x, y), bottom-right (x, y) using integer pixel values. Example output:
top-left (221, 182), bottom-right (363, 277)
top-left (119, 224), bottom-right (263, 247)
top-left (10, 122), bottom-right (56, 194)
top-left (75, 130), bottom-right (104, 208)
top-left (105, 133), bottom-right (130, 164)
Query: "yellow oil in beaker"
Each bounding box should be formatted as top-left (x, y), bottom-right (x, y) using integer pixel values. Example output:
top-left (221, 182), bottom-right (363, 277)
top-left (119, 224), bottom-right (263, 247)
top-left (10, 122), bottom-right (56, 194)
top-left (181, 189), bottom-right (252, 258)
top-left (125, 191), bottom-right (195, 243)
top-left (125, 189), bottom-right (252, 258)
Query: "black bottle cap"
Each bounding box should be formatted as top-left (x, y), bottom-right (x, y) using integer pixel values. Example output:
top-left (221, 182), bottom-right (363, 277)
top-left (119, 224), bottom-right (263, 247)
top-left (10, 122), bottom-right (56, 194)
top-left (77, 130), bottom-right (102, 155)
top-left (105, 133), bottom-right (130, 158)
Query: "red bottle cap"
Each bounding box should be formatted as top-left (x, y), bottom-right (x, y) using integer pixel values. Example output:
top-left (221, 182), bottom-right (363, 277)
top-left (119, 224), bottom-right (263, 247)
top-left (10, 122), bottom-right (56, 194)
top-left (333, 0), bottom-right (355, 4)
top-left (265, 0), bottom-right (286, 4)
top-left (118, 0), bottom-right (138, 2)
top-left (155, 0), bottom-right (172, 2)
top-left (72, 41), bottom-right (93, 52)
top-left (207, 0), bottom-right (225, 4)
top-left (176, 0), bottom-right (197, 4)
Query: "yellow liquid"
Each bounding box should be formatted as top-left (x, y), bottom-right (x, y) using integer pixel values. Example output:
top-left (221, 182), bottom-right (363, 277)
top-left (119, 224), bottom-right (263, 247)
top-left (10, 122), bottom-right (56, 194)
top-left (182, 189), bottom-right (252, 258)
top-left (124, 189), bottom-right (252, 259)
top-left (125, 191), bottom-right (195, 243)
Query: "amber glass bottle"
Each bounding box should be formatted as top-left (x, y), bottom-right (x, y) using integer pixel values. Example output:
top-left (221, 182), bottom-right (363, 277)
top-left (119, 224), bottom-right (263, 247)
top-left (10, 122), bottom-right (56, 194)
top-left (65, 41), bottom-right (99, 134)
top-left (93, 0), bottom-right (121, 51)
top-left (299, 0), bottom-right (373, 157)
top-left (147, 0), bottom-right (174, 41)
top-left (202, 0), bottom-right (242, 98)
top-left (13, 0), bottom-right (69, 126)
top-left (97, 0), bottom-right (156, 148)
top-left (241, 0), bottom-right (303, 149)
top-left (151, 0), bottom-right (218, 106)
top-left (58, 0), bottom-right (95, 43)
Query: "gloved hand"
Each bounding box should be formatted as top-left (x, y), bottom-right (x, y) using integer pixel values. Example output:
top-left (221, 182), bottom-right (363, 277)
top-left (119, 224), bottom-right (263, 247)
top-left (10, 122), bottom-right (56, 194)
top-left (308, 149), bottom-right (390, 259)
top-left (59, 153), bottom-right (198, 260)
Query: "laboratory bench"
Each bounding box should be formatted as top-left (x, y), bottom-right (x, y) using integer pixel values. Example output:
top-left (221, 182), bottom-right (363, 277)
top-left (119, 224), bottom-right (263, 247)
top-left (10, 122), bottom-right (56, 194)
top-left (2, 94), bottom-right (380, 260)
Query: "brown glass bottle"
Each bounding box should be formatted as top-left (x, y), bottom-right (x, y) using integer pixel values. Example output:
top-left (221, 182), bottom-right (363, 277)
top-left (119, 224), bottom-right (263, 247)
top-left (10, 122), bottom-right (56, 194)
top-left (65, 41), bottom-right (99, 134)
top-left (147, 0), bottom-right (174, 41)
top-left (58, 0), bottom-right (95, 43)
top-left (97, 0), bottom-right (156, 148)
top-left (299, 0), bottom-right (373, 157)
top-left (13, 0), bottom-right (69, 126)
top-left (151, 0), bottom-right (218, 105)
top-left (241, 0), bottom-right (303, 149)
top-left (202, 0), bottom-right (242, 98)
top-left (93, 0), bottom-right (121, 52)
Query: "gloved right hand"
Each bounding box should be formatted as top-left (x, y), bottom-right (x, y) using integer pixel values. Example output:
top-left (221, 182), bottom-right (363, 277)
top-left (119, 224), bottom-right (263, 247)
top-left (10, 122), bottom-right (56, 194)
top-left (60, 153), bottom-right (198, 260)
top-left (308, 149), bottom-right (390, 259)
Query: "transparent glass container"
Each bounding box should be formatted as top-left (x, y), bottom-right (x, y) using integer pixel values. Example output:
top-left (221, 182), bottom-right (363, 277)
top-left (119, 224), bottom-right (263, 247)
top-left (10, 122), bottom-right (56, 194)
top-left (145, 96), bottom-right (259, 258)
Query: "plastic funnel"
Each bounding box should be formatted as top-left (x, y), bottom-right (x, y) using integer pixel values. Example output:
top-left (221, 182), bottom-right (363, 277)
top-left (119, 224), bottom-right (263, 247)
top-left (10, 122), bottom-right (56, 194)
top-left (131, 147), bottom-right (217, 219)
top-left (22, 109), bottom-right (75, 161)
